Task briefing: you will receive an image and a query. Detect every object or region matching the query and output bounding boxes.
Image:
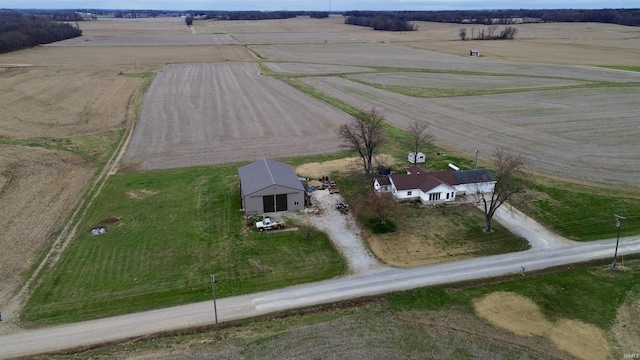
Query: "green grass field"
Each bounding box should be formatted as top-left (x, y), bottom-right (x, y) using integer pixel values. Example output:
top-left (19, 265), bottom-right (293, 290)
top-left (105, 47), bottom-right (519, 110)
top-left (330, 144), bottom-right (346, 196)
top-left (21, 164), bottom-right (346, 326)
top-left (522, 179), bottom-right (640, 241)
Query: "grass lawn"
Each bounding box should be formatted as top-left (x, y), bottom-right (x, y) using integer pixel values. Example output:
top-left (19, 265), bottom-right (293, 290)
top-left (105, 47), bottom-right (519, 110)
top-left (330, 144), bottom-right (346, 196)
top-left (21, 164), bottom-right (346, 326)
top-left (522, 178), bottom-right (640, 241)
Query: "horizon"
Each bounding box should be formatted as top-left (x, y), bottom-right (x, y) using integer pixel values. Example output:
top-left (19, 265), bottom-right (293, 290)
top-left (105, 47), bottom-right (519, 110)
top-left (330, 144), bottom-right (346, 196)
top-left (2, 0), bottom-right (638, 12)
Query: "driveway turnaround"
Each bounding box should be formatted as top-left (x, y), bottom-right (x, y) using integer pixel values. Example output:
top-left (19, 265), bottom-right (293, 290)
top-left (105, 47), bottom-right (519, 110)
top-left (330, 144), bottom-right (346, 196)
top-left (1, 230), bottom-right (639, 358)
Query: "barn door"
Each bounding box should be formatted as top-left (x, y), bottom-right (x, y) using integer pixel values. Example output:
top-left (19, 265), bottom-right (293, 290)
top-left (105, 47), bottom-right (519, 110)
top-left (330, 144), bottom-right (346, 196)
top-left (276, 194), bottom-right (288, 212)
top-left (262, 195), bottom-right (275, 213)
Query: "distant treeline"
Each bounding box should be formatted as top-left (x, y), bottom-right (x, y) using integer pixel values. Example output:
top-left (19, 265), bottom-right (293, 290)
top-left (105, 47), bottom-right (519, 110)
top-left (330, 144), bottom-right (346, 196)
top-left (193, 11), bottom-right (302, 20)
top-left (0, 12), bottom-right (82, 53)
top-left (344, 9), bottom-right (640, 27)
top-left (345, 16), bottom-right (417, 31)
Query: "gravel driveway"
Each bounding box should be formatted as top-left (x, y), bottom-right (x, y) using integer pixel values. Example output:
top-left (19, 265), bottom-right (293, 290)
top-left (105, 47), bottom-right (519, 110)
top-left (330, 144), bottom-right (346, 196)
top-left (290, 189), bottom-right (384, 274)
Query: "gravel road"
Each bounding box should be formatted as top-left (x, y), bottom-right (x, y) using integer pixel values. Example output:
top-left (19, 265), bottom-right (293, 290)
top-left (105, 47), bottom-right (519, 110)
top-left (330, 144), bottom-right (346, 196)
top-left (288, 189), bottom-right (383, 274)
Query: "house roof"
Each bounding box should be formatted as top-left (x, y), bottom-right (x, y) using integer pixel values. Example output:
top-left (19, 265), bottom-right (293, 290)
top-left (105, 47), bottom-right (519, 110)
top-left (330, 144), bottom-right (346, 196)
top-left (238, 159), bottom-right (304, 197)
top-left (375, 176), bottom-right (391, 186)
top-left (389, 168), bottom-right (495, 192)
top-left (406, 165), bottom-right (427, 175)
top-left (429, 171), bottom-right (459, 186)
top-left (391, 172), bottom-right (455, 192)
top-left (453, 169), bottom-right (496, 184)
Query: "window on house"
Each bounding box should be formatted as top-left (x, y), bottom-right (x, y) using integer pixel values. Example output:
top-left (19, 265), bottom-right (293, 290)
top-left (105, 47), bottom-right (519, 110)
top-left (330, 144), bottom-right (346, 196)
top-left (429, 193), bottom-right (441, 201)
top-left (294, 201), bottom-right (299, 205)
top-left (407, 191), bottom-right (412, 196)
top-left (446, 193), bottom-right (450, 199)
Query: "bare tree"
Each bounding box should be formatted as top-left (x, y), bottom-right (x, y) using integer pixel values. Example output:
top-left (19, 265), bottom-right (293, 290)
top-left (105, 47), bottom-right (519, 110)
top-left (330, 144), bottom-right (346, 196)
top-left (488, 25), bottom-right (498, 38)
top-left (353, 188), bottom-right (397, 225)
top-left (405, 121), bottom-right (434, 165)
top-left (459, 28), bottom-right (467, 40)
top-left (338, 108), bottom-right (386, 176)
top-left (478, 148), bottom-right (527, 233)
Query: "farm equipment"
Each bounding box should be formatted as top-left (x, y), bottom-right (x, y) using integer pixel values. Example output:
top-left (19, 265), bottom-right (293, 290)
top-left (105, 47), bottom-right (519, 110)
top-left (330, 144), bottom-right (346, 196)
top-left (321, 176), bottom-right (340, 194)
top-left (255, 217), bottom-right (286, 231)
top-left (335, 202), bottom-right (349, 214)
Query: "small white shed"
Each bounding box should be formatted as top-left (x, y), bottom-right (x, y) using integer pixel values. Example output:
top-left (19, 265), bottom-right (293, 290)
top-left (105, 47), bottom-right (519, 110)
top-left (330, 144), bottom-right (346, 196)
top-left (408, 152), bottom-right (426, 164)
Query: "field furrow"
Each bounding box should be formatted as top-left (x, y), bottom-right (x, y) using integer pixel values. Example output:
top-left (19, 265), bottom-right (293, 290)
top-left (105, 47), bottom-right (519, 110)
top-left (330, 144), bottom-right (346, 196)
top-left (299, 76), bottom-right (640, 187)
top-left (122, 62), bottom-right (353, 170)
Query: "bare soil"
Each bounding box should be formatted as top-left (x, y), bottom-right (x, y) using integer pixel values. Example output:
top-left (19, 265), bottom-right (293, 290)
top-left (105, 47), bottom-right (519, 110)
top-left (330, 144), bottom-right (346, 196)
top-left (0, 145), bottom-right (94, 311)
top-left (298, 75), bottom-right (640, 187)
top-left (0, 67), bottom-right (140, 138)
top-left (121, 62), bottom-right (353, 170)
top-left (475, 291), bottom-right (611, 360)
top-left (78, 17), bottom-right (193, 36)
top-left (611, 292), bottom-right (640, 356)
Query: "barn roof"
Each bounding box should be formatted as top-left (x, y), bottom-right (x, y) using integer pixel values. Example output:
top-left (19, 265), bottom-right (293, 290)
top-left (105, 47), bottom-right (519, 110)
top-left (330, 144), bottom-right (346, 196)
top-left (238, 159), bottom-right (304, 197)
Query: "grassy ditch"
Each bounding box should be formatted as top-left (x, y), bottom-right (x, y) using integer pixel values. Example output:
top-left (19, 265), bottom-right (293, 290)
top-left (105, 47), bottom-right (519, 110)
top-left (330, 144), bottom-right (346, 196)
top-left (21, 164), bottom-right (346, 326)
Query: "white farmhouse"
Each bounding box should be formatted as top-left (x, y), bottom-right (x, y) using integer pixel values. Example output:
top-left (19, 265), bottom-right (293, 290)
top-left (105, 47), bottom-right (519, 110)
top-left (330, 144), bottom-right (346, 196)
top-left (374, 165), bottom-right (496, 204)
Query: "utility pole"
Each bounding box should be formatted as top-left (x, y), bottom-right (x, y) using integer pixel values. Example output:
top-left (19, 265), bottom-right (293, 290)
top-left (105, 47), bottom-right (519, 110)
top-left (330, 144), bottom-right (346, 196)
top-left (210, 274), bottom-right (218, 324)
top-left (474, 149), bottom-right (479, 169)
top-left (611, 214), bottom-right (626, 269)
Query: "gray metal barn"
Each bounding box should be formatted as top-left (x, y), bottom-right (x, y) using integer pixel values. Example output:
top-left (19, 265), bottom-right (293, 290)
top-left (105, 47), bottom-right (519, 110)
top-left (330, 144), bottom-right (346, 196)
top-left (238, 159), bottom-right (305, 215)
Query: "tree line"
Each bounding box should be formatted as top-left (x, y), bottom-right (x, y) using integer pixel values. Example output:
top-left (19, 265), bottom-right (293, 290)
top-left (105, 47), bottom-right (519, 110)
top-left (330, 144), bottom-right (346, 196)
top-left (459, 26), bottom-right (518, 40)
top-left (345, 15), bottom-right (418, 31)
top-left (344, 9), bottom-right (640, 27)
top-left (193, 11), bottom-right (302, 20)
top-left (0, 12), bottom-right (82, 54)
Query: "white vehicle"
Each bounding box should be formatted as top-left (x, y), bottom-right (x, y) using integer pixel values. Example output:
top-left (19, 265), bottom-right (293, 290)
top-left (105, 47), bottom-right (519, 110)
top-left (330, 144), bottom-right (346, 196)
top-left (255, 217), bottom-right (286, 231)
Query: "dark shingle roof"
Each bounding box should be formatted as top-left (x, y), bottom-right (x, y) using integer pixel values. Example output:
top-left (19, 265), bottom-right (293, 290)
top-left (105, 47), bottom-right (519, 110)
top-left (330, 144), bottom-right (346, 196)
top-left (375, 176), bottom-right (391, 186)
top-left (392, 173), bottom-right (443, 192)
top-left (453, 169), bottom-right (496, 185)
top-left (238, 159), bottom-right (304, 197)
top-left (389, 168), bottom-right (494, 192)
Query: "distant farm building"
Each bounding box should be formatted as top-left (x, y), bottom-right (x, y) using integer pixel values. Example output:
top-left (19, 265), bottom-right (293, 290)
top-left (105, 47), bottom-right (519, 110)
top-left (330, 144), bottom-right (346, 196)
top-left (238, 159), bottom-right (305, 215)
top-left (374, 165), bottom-right (496, 205)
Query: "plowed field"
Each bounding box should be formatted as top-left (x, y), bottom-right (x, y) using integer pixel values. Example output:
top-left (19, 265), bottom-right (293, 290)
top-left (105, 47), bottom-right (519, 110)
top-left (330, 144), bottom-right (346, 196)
top-left (0, 146), bottom-right (94, 308)
top-left (121, 62), bottom-right (353, 170)
top-left (298, 75), bottom-right (640, 187)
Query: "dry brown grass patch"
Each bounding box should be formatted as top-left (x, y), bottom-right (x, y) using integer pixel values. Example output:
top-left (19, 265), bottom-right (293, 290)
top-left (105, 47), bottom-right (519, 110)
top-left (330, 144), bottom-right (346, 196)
top-left (366, 203), bottom-right (491, 268)
top-left (611, 292), bottom-right (640, 355)
top-left (295, 155), bottom-right (396, 179)
top-left (124, 189), bottom-right (159, 200)
top-left (475, 291), bottom-right (611, 360)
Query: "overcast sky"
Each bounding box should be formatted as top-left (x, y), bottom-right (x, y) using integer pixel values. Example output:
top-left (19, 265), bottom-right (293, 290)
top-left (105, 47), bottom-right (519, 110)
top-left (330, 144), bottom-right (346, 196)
top-left (3, 0), bottom-right (637, 11)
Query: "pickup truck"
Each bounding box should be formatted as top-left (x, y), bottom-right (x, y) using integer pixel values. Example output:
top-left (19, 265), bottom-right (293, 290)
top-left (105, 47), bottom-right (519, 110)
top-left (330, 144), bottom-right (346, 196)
top-left (255, 217), bottom-right (286, 231)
